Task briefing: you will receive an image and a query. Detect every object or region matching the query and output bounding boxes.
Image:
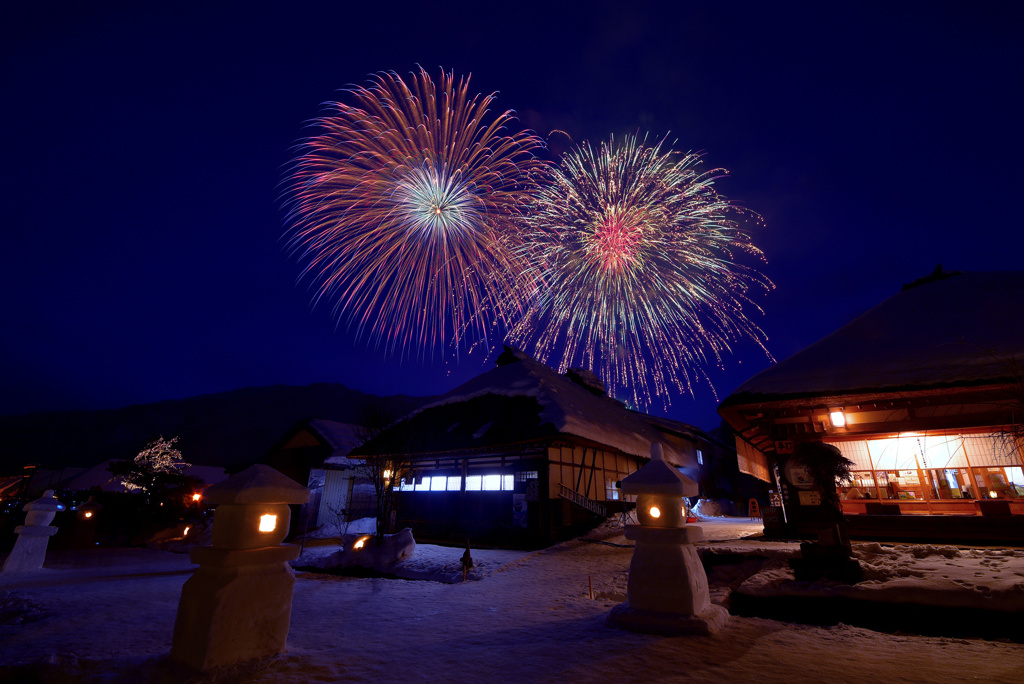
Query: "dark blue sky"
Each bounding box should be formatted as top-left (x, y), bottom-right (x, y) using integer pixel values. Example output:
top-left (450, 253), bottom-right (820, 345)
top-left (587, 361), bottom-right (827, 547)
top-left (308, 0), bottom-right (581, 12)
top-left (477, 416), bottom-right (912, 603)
top-left (3, 1), bottom-right (1022, 431)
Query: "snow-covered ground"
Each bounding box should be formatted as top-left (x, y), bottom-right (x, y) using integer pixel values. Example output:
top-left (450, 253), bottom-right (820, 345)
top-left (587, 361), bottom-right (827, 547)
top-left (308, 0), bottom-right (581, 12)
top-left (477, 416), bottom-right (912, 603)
top-left (2, 518), bottom-right (1024, 683)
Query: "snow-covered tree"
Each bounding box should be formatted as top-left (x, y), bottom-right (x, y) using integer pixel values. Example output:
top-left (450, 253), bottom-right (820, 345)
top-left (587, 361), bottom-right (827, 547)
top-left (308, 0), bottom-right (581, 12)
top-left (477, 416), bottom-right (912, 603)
top-left (109, 436), bottom-right (191, 502)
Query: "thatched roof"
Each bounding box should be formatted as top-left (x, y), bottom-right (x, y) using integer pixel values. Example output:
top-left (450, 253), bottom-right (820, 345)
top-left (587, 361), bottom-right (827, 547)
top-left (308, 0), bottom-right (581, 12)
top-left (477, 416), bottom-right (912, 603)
top-left (722, 270), bottom-right (1024, 406)
top-left (353, 347), bottom-right (697, 468)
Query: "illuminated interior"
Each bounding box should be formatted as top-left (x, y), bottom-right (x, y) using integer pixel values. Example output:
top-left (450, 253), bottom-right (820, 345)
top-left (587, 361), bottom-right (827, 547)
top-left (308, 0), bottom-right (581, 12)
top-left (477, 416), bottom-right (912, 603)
top-left (828, 431), bottom-right (1024, 507)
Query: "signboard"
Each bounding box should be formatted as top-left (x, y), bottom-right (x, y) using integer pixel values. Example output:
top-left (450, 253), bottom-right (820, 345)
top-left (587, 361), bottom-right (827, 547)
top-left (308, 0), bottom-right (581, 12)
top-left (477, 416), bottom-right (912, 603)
top-left (783, 461), bottom-right (816, 489)
top-left (762, 506), bottom-right (784, 531)
top-left (774, 440), bottom-right (795, 455)
top-left (797, 490), bottom-right (822, 506)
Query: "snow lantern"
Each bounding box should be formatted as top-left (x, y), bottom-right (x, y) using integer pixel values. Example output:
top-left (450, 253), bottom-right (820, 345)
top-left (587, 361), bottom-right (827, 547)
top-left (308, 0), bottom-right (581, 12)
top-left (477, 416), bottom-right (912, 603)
top-left (78, 495), bottom-right (102, 521)
top-left (171, 464), bottom-right (310, 671)
top-left (607, 443), bottom-right (729, 635)
top-left (2, 490), bottom-right (65, 574)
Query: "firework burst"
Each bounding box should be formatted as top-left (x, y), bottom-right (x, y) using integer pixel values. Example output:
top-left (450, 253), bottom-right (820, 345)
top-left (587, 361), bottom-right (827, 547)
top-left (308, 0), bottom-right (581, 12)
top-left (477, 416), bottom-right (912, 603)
top-left (283, 67), bottom-right (549, 357)
top-left (509, 134), bottom-right (772, 409)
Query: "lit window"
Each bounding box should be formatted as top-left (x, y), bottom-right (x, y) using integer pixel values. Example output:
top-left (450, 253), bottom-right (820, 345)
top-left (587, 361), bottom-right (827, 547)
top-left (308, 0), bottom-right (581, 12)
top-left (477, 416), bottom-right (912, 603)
top-left (503, 475), bottom-right (514, 491)
top-left (399, 478), bottom-right (415, 491)
top-left (415, 478), bottom-right (431, 491)
top-left (696, 449), bottom-right (703, 465)
top-left (259, 514), bottom-right (277, 532)
top-left (447, 476), bottom-right (462, 491)
top-left (465, 475), bottom-right (482, 491)
top-left (516, 471), bottom-right (538, 482)
top-left (483, 475), bottom-right (501, 491)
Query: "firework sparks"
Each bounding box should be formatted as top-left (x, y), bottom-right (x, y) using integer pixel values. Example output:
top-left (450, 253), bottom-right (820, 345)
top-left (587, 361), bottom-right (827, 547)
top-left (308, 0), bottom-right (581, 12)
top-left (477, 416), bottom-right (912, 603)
top-left (283, 67), bottom-right (549, 356)
top-left (509, 134), bottom-right (772, 409)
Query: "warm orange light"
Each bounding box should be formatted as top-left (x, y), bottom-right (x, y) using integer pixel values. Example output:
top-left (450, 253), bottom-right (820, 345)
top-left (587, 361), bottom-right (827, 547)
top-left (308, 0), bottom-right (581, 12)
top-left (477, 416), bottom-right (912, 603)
top-left (353, 536), bottom-right (370, 550)
top-left (649, 506), bottom-right (661, 518)
top-left (84, 511), bottom-right (93, 518)
top-left (830, 410), bottom-right (846, 427)
top-left (192, 493), bottom-right (202, 502)
top-left (383, 469), bottom-right (392, 481)
top-left (989, 491), bottom-right (998, 499)
top-left (183, 526), bottom-right (190, 536)
top-left (259, 514), bottom-right (277, 532)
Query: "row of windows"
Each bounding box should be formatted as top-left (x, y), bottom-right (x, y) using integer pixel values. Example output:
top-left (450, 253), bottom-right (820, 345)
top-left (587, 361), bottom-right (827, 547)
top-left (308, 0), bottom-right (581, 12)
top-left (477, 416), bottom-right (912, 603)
top-left (828, 432), bottom-right (1021, 471)
top-left (398, 474), bottom-right (518, 492)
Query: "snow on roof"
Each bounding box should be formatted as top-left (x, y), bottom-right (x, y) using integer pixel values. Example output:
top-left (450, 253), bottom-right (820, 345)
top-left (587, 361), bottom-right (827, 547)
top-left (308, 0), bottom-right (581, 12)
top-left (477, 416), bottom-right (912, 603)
top-left (726, 271), bottom-right (1024, 402)
top-left (308, 419), bottom-right (363, 454)
top-left (413, 347), bottom-right (695, 467)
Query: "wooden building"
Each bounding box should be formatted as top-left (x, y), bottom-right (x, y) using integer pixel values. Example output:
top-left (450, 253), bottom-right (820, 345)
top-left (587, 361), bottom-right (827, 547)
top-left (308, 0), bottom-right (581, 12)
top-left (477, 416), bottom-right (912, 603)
top-left (350, 347), bottom-right (713, 545)
top-left (719, 269), bottom-right (1024, 533)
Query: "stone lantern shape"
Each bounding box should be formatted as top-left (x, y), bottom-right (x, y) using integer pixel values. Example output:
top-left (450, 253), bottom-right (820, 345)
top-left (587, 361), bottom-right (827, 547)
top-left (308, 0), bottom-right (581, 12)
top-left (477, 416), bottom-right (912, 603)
top-left (608, 443), bottom-right (729, 635)
top-left (171, 465), bottom-right (310, 670)
top-left (2, 490), bottom-right (65, 574)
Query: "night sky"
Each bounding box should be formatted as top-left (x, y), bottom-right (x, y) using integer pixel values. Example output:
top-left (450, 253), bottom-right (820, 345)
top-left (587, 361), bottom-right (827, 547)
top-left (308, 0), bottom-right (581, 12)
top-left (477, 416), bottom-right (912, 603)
top-left (3, 2), bottom-right (1022, 431)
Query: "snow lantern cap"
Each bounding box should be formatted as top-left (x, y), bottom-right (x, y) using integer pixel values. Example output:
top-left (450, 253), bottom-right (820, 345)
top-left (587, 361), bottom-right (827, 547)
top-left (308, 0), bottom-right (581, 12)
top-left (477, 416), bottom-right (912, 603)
top-left (23, 490), bottom-right (65, 513)
top-left (620, 443), bottom-right (698, 497)
top-left (202, 465), bottom-right (310, 505)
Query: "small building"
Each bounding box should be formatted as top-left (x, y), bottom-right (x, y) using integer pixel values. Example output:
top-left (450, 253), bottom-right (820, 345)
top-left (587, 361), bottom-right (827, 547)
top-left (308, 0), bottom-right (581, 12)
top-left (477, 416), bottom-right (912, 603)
top-left (718, 269), bottom-right (1024, 536)
top-left (349, 347), bottom-right (716, 545)
top-left (266, 419), bottom-right (366, 535)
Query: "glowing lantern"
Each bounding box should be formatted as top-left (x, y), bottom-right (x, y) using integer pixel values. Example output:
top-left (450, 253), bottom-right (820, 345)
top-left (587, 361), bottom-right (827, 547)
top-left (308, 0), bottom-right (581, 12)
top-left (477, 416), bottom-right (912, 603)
top-left (607, 442), bottom-right (728, 636)
top-left (192, 493), bottom-right (203, 503)
top-left (77, 495), bottom-right (102, 522)
top-left (830, 410), bottom-right (846, 427)
top-left (353, 536), bottom-right (370, 551)
top-left (172, 464), bottom-right (311, 670)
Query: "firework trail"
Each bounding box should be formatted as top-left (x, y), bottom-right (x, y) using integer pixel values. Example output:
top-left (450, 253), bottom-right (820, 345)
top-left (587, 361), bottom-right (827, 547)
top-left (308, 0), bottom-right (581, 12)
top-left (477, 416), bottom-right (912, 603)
top-left (283, 67), bottom-right (550, 357)
top-left (509, 134), bottom-right (772, 409)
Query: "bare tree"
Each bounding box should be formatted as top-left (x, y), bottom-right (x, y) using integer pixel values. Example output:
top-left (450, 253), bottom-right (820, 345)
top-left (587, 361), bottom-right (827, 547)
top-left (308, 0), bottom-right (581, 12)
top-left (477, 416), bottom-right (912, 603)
top-left (353, 400), bottom-right (413, 544)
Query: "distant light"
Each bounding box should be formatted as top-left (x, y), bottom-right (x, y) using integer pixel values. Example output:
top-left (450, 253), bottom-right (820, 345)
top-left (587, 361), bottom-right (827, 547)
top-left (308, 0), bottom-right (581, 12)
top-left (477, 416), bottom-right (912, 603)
top-left (354, 536), bottom-right (370, 550)
top-left (84, 511), bottom-right (93, 518)
top-left (383, 469), bottom-right (392, 481)
top-left (192, 493), bottom-right (202, 502)
top-left (183, 526), bottom-right (190, 536)
top-left (989, 491), bottom-right (998, 499)
top-left (649, 506), bottom-right (661, 518)
top-left (830, 410), bottom-right (846, 427)
top-left (259, 514), bottom-right (277, 532)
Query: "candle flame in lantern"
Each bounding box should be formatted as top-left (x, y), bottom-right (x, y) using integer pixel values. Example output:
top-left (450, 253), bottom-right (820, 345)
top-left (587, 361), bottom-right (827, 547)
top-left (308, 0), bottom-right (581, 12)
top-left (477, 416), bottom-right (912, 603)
top-left (649, 506), bottom-right (661, 518)
top-left (354, 536), bottom-right (370, 550)
top-left (259, 514), bottom-right (277, 532)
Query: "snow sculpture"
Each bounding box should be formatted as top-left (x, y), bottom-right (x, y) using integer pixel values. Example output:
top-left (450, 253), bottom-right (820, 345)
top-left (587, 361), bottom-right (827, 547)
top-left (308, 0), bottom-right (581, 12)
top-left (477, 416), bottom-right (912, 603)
top-left (2, 490), bottom-right (65, 574)
top-left (171, 465), bottom-right (310, 670)
top-left (608, 443), bottom-right (729, 635)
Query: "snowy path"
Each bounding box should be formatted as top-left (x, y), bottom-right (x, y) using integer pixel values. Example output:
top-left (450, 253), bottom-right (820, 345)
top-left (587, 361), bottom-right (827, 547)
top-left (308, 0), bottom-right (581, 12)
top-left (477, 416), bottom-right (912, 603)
top-left (2, 521), bottom-right (1024, 683)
